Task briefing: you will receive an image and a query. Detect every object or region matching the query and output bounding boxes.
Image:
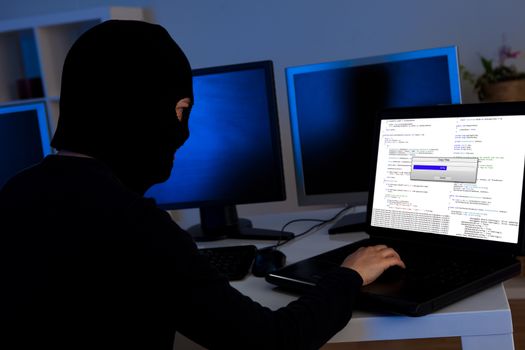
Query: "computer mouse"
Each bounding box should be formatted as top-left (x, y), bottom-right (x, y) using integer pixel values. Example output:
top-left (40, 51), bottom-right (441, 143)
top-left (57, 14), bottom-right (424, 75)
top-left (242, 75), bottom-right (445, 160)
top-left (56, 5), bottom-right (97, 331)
top-left (251, 247), bottom-right (286, 277)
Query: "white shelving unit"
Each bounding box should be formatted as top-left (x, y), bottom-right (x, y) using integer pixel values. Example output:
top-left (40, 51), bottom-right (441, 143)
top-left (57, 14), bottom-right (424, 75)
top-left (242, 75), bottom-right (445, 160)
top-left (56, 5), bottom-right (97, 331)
top-left (0, 6), bottom-right (145, 137)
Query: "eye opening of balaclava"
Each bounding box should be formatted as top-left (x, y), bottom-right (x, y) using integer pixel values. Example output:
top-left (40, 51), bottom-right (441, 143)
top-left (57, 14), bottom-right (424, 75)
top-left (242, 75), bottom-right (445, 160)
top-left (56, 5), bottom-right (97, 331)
top-left (51, 20), bottom-right (194, 194)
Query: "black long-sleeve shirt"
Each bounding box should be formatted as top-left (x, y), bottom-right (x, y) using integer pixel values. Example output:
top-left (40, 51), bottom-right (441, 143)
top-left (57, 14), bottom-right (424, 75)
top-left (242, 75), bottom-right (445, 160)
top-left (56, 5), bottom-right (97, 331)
top-left (0, 155), bottom-right (362, 350)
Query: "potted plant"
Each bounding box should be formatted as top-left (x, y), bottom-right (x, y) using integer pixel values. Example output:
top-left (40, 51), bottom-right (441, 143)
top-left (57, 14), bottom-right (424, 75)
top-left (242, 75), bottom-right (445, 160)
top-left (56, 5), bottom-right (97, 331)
top-left (461, 43), bottom-right (525, 102)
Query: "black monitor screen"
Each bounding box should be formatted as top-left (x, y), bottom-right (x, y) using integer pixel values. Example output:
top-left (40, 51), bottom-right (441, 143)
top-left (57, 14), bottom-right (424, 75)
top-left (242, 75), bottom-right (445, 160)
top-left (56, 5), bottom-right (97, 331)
top-left (287, 46), bottom-right (462, 207)
top-left (146, 60), bottom-right (285, 210)
top-left (0, 102), bottom-right (51, 189)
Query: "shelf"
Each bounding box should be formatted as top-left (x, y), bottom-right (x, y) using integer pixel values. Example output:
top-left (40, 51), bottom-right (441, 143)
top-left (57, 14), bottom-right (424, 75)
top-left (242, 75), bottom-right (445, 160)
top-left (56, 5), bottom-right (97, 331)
top-left (0, 30), bottom-right (29, 101)
top-left (0, 6), bottom-right (145, 133)
top-left (0, 97), bottom-right (46, 107)
top-left (36, 19), bottom-right (101, 97)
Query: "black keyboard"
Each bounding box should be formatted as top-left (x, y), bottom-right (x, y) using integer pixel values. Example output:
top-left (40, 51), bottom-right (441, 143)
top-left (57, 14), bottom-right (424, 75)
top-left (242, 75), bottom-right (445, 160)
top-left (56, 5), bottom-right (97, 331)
top-left (316, 238), bottom-right (507, 288)
top-left (199, 245), bottom-right (258, 281)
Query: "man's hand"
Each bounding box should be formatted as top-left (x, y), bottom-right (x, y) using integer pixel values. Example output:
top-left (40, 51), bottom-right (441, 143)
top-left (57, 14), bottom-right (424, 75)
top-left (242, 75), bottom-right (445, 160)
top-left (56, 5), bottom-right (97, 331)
top-left (341, 245), bottom-right (405, 286)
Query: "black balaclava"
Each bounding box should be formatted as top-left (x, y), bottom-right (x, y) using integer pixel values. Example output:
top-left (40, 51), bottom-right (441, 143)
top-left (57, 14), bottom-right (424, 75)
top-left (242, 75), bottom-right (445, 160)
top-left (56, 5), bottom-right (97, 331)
top-left (51, 20), bottom-right (193, 194)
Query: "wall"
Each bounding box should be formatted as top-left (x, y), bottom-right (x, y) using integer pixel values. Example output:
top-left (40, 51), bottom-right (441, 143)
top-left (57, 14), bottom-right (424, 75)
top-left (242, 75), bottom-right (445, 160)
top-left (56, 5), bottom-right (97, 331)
top-left (2, 0), bottom-right (525, 222)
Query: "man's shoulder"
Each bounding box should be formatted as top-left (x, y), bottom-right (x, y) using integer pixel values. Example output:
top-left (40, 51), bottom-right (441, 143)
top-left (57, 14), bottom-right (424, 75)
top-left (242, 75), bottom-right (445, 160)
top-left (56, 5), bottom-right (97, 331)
top-left (0, 156), bottom-right (139, 211)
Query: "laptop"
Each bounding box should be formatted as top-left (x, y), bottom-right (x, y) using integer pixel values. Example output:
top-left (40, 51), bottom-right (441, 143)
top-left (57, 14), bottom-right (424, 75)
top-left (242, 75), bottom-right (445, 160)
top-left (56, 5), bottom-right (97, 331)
top-left (267, 102), bottom-right (525, 316)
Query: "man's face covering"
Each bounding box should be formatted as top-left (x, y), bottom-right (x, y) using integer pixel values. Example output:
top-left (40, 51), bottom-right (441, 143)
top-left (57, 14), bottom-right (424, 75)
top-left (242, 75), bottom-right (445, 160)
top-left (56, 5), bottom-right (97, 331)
top-left (51, 20), bottom-right (194, 194)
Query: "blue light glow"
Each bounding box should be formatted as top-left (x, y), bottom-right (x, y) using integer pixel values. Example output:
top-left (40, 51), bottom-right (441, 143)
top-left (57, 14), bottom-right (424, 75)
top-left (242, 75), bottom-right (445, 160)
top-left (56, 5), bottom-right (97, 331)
top-left (146, 63), bottom-right (283, 209)
top-left (0, 102), bottom-right (51, 188)
top-left (286, 46), bottom-right (462, 204)
top-left (413, 165), bottom-right (447, 170)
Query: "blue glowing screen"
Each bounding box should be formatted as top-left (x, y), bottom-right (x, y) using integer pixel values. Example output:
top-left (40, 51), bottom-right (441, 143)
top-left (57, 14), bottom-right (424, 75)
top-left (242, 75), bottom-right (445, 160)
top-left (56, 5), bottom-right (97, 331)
top-left (146, 62), bottom-right (285, 209)
top-left (0, 102), bottom-right (51, 189)
top-left (287, 47), bottom-right (461, 200)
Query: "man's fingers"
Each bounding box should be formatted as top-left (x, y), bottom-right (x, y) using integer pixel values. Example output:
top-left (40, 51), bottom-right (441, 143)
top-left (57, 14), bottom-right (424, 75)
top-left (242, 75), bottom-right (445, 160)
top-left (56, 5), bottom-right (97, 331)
top-left (380, 248), bottom-right (400, 258)
top-left (384, 256), bottom-right (406, 269)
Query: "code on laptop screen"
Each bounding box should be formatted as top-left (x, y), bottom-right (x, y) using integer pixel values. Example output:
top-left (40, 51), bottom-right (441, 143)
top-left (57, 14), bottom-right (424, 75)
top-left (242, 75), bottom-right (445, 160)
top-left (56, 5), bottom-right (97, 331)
top-left (371, 115), bottom-right (525, 244)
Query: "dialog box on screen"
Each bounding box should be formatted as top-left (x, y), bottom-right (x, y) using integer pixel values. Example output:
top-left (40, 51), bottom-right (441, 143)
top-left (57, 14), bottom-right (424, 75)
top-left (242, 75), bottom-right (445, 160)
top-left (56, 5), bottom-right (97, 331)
top-left (410, 157), bottom-right (478, 183)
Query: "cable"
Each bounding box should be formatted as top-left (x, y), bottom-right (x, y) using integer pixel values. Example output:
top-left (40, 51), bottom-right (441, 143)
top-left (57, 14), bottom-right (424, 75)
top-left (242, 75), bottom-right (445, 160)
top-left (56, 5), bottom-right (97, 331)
top-left (269, 205), bottom-right (356, 250)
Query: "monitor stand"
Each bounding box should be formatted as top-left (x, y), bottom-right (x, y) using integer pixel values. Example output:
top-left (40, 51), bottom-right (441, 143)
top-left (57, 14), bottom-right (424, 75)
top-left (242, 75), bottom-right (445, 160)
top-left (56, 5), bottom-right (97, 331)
top-left (188, 205), bottom-right (295, 242)
top-left (328, 211), bottom-right (367, 234)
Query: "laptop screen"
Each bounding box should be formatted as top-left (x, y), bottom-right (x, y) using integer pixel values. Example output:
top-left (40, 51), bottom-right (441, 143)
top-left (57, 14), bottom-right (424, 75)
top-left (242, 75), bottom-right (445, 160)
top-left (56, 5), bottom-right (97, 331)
top-left (370, 112), bottom-right (525, 245)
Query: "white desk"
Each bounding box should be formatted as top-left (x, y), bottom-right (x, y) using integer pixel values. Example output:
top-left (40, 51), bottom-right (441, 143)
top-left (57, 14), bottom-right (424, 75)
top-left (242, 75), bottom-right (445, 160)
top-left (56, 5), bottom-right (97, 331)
top-left (178, 208), bottom-right (515, 350)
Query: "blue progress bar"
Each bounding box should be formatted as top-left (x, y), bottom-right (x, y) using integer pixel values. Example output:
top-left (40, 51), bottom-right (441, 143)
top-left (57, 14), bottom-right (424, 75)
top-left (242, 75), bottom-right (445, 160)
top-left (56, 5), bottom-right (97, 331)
top-left (413, 165), bottom-right (447, 170)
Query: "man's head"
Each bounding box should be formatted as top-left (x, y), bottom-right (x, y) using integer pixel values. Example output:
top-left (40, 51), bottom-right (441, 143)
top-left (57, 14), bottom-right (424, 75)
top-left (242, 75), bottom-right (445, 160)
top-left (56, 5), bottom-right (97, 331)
top-left (51, 20), bottom-right (193, 194)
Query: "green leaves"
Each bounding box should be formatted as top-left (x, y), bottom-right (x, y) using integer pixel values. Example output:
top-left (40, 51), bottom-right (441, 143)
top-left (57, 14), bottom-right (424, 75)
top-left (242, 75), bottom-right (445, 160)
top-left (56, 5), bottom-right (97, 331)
top-left (462, 50), bottom-right (525, 99)
top-left (481, 57), bottom-right (493, 76)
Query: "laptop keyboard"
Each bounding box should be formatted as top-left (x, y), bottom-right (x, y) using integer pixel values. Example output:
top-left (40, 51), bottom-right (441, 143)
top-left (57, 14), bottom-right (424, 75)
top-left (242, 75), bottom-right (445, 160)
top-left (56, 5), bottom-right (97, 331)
top-left (316, 239), bottom-right (505, 288)
top-left (199, 245), bottom-right (257, 281)
top-left (379, 255), bottom-right (489, 287)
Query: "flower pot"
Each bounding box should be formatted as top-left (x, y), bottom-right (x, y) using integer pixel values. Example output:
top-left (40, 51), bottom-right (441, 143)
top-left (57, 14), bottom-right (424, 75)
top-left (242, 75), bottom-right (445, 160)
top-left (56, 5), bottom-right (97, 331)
top-left (480, 79), bottom-right (525, 102)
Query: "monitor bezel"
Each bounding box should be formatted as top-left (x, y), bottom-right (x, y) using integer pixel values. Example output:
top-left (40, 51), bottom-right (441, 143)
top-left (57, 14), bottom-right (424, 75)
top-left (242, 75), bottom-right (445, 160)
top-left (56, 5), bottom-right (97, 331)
top-left (0, 101), bottom-right (52, 157)
top-left (286, 46), bottom-right (462, 208)
top-left (153, 60), bottom-right (287, 210)
top-left (366, 102), bottom-right (525, 256)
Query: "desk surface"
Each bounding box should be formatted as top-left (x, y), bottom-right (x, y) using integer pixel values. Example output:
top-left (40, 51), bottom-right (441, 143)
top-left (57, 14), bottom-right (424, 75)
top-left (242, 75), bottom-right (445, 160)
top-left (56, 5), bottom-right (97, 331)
top-left (191, 208), bottom-right (515, 349)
